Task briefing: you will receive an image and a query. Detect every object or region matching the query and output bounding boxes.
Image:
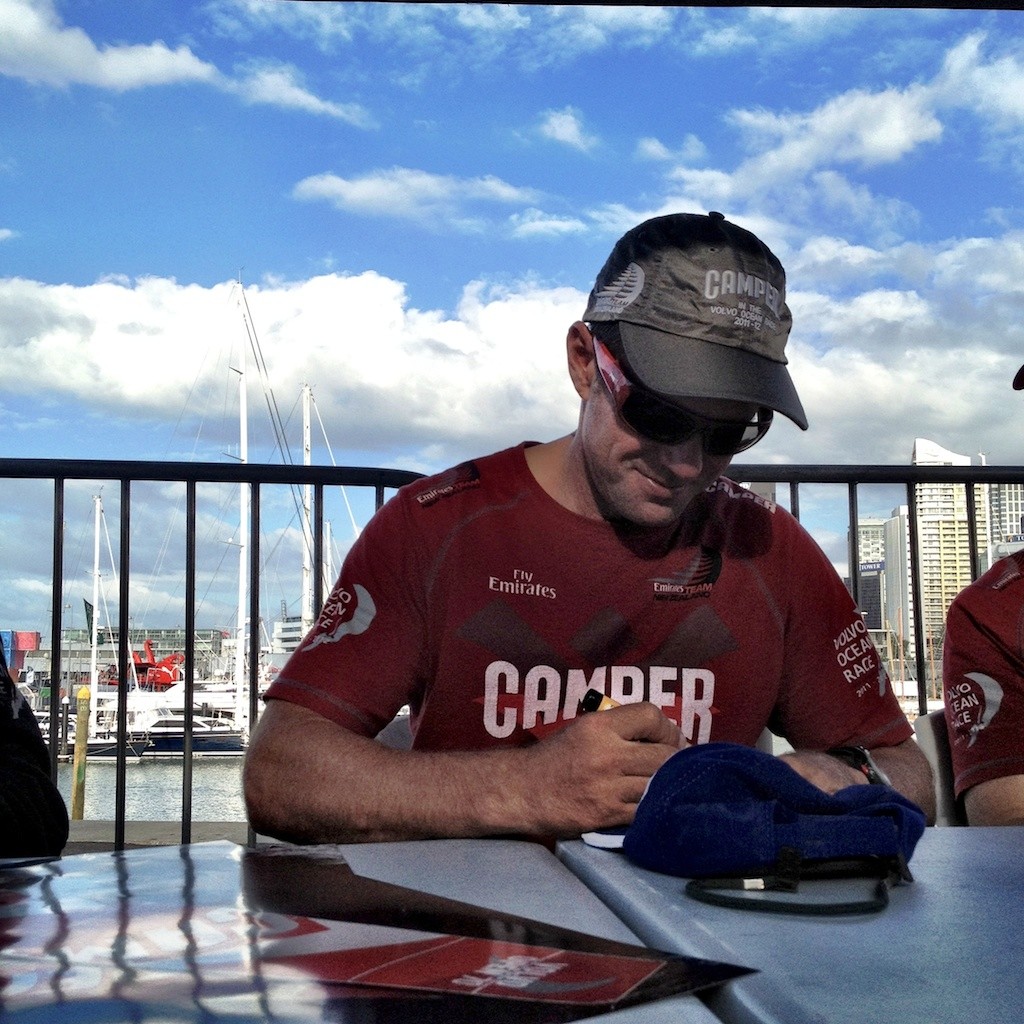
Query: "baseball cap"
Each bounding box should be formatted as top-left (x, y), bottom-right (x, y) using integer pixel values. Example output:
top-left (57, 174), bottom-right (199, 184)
top-left (583, 212), bottom-right (808, 430)
top-left (618, 742), bottom-right (925, 880)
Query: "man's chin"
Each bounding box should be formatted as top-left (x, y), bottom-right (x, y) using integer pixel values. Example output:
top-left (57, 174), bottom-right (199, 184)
top-left (610, 500), bottom-right (690, 532)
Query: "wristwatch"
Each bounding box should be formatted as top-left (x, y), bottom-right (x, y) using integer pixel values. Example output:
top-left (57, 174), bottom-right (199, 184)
top-left (826, 745), bottom-right (892, 786)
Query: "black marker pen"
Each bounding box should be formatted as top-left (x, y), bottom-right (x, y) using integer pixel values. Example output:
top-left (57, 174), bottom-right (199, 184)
top-left (579, 688), bottom-right (621, 713)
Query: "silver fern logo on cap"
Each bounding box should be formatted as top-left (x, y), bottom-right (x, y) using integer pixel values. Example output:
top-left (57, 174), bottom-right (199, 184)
top-left (589, 262), bottom-right (645, 315)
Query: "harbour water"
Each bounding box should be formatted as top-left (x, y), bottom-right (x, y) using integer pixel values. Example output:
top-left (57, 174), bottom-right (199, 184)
top-left (56, 756), bottom-right (246, 823)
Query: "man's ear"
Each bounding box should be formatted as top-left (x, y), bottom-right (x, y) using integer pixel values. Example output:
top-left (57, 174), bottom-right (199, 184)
top-left (567, 321), bottom-right (597, 399)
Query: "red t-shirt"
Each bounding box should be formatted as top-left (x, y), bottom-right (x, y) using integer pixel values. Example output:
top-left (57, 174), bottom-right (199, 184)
top-left (943, 551), bottom-right (1024, 796)
top-left (267, 444), bottom-right (911, 751)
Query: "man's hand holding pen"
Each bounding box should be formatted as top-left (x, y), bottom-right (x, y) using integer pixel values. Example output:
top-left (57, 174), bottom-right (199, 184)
top-left (501, 697), bottom-right (683, 837)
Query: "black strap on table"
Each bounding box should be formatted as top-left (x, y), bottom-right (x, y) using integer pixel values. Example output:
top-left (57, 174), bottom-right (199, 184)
top-left (684, 847), bottom-right (913, 916)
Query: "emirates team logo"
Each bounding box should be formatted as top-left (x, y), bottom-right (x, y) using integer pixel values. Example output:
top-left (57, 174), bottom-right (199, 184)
top-left (651, 547), bottom-right (722, 600)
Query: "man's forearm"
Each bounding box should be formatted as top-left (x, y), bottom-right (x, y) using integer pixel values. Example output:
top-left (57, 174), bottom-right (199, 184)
top-left (869, 741), bottom-right (936, 823)
top-left (781, 738), bottom-right (936, 824)
top-left (244, 713), bottom-right (525, 843)
top-left (243, 699), bottom-right (682, 844)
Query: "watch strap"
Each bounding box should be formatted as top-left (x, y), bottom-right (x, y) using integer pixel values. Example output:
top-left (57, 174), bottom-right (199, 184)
top-left (826, 745), bottom-right (891, 786)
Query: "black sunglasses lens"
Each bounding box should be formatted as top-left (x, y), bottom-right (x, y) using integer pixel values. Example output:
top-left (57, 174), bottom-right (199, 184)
top-left (705, 423), bottom-right (757, 456)
top-left (621, 393), bottom-right (769, 454)
top-left (621, 393), bottom-right (694, 445)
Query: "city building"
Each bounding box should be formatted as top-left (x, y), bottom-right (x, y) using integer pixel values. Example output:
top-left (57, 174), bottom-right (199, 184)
top-left (270, 615), bottom-right (306, 654)
top-left (23, 627), bottom-right (227, 694)
top-left (867, 440), bottom-right (990, 696)
top-left (911, 439), bottom-right (989, 659)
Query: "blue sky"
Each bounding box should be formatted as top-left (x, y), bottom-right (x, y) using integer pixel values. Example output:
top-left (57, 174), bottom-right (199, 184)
top-left (4, 1), bottom-right (1024, 632)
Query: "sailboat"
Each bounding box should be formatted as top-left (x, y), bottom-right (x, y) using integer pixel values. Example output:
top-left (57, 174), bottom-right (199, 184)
top-left (59, 492), bottom-right (154, 760)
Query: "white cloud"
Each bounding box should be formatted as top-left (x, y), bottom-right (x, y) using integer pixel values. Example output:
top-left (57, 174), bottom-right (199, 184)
top-left (292, 167), bottom-right (542, 229)
top-left (5, 227), bottom-right (1024, 478)
top-left (538, 107), bottom-right (598, 152)
top-left (508, 210), bottom-right (588, 239)
top-left (684, 4), bottom-right (866, 56)
top-left (0, 0), bottom-right (217, 89)
top-left (0, 228), bottom-right (15, 243)
top-left (205, 0), bottom-right (357, 50)
top-left (729, 85), bottom-right (942, 175)
top-left (0, 0), bottom-right (367, 121)
top-left (663, 166), bottom-right (737, 208)
top-left (544, 5), bottom-right (675, 50)
top-left (227, 61), bottom-right (375, 126)
top-left (452, 4), bottom-right (531, 36)
top-left (0, 272), bottom-right (581, 469)
top-left (258, 2), bottom-right (679, 72)
top-left (654, 44), bottom-right (980, 241)
top-left (931, 230), bottom-right (1024, 295)
top-left (636, 134), bottom-right (707, 164)
top-left (935, 32), bottom-right (1024, 129)
top-left (654, 29), bottom-right (1024, 246)
top-left (766, 229), bottom-right (1024, 465)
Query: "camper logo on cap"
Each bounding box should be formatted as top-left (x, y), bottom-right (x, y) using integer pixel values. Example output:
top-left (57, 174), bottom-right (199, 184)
top-left (588, 262), bottom-right (645, 317)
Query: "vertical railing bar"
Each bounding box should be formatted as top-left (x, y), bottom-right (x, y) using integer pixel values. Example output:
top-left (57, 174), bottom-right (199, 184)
top-left (788, 481), bottom-right (800, 521)
top-left (115, 477), bottom-right (131, 851)
top-left (48, 477), bottom-right (65, 779)
top-left (906, 482), bottom-right (928, 716)
top-left (965, 481), bottom-right (981, 582)
top-left (181, 479), bottom-right (197, 846)
top-left (848, 482), bottom-right (861, 607)
top-left (248, 481), bottom-right (261, 729)
top-left (246, 481), bottom-right (261, 848)
top-left (313, 482), bottom-right (325, 619)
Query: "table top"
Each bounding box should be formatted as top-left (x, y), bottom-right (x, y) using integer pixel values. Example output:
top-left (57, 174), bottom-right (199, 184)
top-left (558, 825), bottom-right (1024, 1024)
top-left (0, 838), bottom-right (740, 1024)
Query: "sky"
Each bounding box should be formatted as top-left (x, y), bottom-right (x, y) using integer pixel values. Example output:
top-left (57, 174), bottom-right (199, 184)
top-left (4, 0), bottom-right (1024, 635)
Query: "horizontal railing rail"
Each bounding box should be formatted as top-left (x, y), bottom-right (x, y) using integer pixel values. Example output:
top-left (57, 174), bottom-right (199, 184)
top-left (4, 456), bottom-right (1023, 849)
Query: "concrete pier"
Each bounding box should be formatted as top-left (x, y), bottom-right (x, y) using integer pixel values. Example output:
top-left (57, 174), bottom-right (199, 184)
top-left (65, 819), bottom-right (256, 854)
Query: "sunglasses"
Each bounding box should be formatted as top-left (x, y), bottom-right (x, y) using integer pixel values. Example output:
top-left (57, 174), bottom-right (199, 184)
top-left (593, 339), bottom-right (773, 455)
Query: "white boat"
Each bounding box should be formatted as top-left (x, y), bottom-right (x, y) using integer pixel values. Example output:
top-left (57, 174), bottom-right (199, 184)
top-left (34, 706), bottom-right (151, 761)
top-left (136, 706), bottom-right (246, 757)
top-left (84, 727), bottom-right (152, 760)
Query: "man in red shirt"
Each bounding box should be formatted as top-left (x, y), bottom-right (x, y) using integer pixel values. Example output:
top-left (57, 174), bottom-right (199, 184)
top-left (244, 212), bottom-right (934, 844)
top-left (943, 551), bottom-right (1024, 825)
top-left (942, 362), bottom-right (1024, 825)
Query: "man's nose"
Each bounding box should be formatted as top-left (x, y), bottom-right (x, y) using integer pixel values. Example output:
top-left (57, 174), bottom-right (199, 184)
top-left (651, 433), bottom-right (707, 477)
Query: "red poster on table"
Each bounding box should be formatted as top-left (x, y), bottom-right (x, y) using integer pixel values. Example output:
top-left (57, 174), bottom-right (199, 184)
top-left (257, 912), bottom-right (665, 1004)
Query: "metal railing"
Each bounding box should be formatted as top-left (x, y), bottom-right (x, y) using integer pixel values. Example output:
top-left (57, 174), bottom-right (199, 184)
top-left (4, 456), bottom-right (1024, 848)
top-left (2, 457), bottom-right (422, 849)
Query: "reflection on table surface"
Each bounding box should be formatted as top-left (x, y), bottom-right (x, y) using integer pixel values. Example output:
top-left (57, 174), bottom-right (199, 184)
top-left (558, 826), bottom-right (1024, 1024)
top-left (0, 839), bottom-right (743, 1024)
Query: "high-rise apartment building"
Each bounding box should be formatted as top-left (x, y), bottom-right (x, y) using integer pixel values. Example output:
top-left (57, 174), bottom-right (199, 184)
top-left (852, 517), bottom-right (885, 630)
top-left (908, 438), bottom-right (989, 657)
top-left (988, 481), bottom-right (1024, 540)
top-left (882, 504), bottom-right (914, 669)
top-left (987, 479), bottom-right (1024, 561)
